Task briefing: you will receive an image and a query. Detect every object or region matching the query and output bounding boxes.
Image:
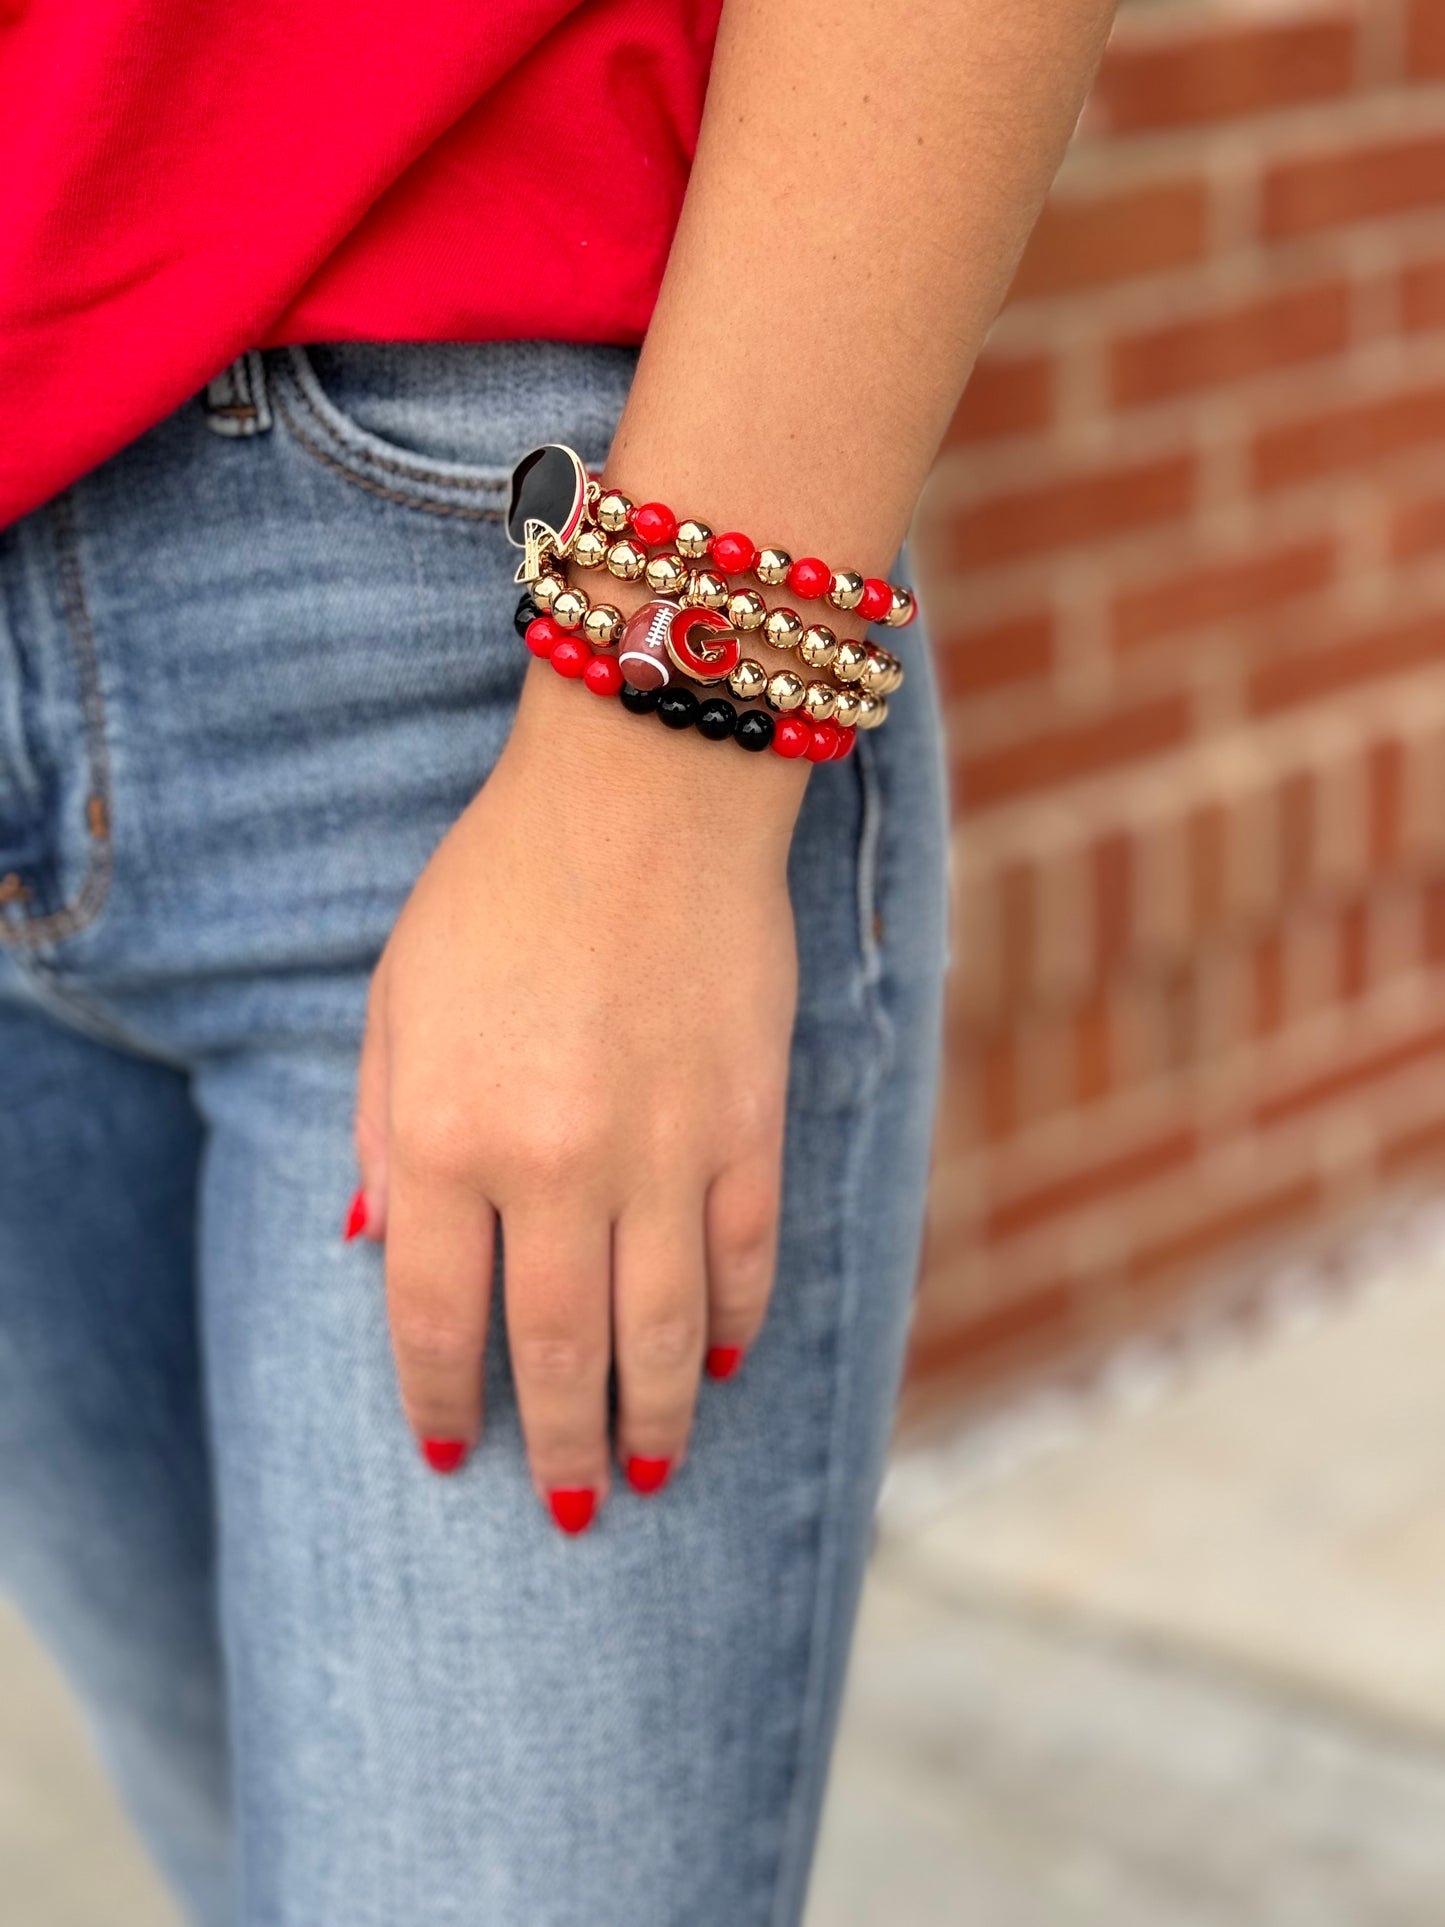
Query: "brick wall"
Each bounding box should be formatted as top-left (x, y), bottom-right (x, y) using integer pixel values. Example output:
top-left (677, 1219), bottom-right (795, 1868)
top-left (907, 0), bottom-right (1445, 1420)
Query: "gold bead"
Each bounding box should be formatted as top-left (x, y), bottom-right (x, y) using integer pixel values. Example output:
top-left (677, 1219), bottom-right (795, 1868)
top-left (755, 545), bottom-right (792, 585)
top-left (798, 624), bottom-right (838, 669)
top-left (685, 568), bottom-right (729, 610)
top-left (571, 526), bottom-right (610, 570)
top-left (879, 652), bottom-right (906, 695)
top-left (767, 670), bottom-right (806, 712)
top-left (606, 539), bottom-right (646, 581)
top-left (828, 569), bottom-right (864, 612)
top-left (644, 551), bottom-right (689, 595)
top-left (803, 680), bottom-right (837, 722)
top-left (763, 608), bottom-right (803, 651)
top-left (855, 691), bottom-right (888, 730)
top-left (728, 658), bottom-right (768, 702)
top-left (531, 571), bottom-right (564, 611)
top-left (583, 603), bottom-right (623, 647)
top-left (832, 686), bottom-right (863, 729)
top-left (727, 589), bottom-right (768, 630)
top-left (834, 638), bottom-right (870, 683)
top-left (596, 490), bottom-right (633, 534)
top-left (859, 650), bottom-right (892, 694)
top-left (883, 586), bottom-right (916, 629)
top-left (676, 518), bottom-right (713, 559)
top-left (551, 587), bottom-right (588, 630)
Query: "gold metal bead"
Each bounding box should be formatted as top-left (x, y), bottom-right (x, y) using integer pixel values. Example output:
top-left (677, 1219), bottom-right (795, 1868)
top-left (859, 650), bottom-right (892, 694)
top-left (755, 545), bottom-right (792, 586)
top-left (644, 551), bottom-right (689, 595)
top-left (728, 658), bottom-right (768, 702)
top-left (832, 686), bottom-right (863, 729)
top-left (571, 526), bottom-right (610, 570)
top-left (676, 518), bottom-right (713, 559)
top-left (828, 569), bottom-right (864, 612)
top-left (878, 652), bottom-right (906, 695)
top-left (685, 568), bottom-right (729, 610)
top-left (834, 638), bottom-right (870, 683)
top-left (883, 586), bottom-right (916, 629)
top-left (855, 691), bottom-right (888, 730)
top-left (596, 490), bottom-right (634, 534)
top-left (763, 608), bottom-right (803, 651)
top-left (803, 680), bottom-right (837, 722)
top-left (583, 603), bottom-right (623, 648)
top-left (767, 670), bottom-right (806, 712)
top-left (531, 571), bottom-right (565, 611)
top-left (605, 539), bottom-right (647, 581)
top-left (551, 587), bottom-right (588, 630)
top-left (798, 624), bottom-right (838, 669)
top-left (727, 589), bottom-right (768, 630)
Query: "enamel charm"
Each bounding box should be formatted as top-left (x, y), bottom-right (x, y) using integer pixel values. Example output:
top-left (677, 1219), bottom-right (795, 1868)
top-left (507, 444), bottom-right (590, 584)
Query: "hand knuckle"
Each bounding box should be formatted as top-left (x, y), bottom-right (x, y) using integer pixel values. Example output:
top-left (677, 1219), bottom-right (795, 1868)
top-left (391, 1310), bottom-right (474, 1368)
top-left (629, 1315), bottom-right (702, 1374)
top-left (392, 1101), bottom-right (476, 1183)
top-left (513, 1331), bottom-right (595, 1385)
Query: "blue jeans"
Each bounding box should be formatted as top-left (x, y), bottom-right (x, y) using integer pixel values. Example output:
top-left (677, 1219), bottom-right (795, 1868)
top-left (0, 343), bottom-right (948, 1926)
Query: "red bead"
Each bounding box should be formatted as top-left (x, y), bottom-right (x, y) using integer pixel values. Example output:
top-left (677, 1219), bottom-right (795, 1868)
top-left (771, 715), bottom-right (812, 759)
top-left (787, 556), bottom-right (831, 601)
top-left (857, 578), bottom-right (892, 623)
top-left (631, 500), bottom-right (678, 545)
top-left (710, 530), bottom-right (759, 575)
top-left (583, 654), bottom-right (623, 698)
top-left (549, 635), bottom-right (590, 679)
top-left (805, 721), bottom-right (841, 762)
top-left (832, 726), bottom-right (857, 760)
top-left (525, 615), bottom-right (562, 659)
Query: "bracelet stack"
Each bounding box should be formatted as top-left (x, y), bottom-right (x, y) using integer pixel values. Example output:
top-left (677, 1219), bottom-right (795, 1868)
top-left (506, 443), bottom-right (915, 761)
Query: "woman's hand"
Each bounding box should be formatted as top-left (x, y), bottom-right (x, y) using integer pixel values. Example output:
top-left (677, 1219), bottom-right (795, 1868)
top-left (352, 661), bottom-right (807, 1529)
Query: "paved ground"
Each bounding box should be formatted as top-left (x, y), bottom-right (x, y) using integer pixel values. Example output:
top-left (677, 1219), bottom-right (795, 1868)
top-left (8, 1218), bottom-right (1445, 1923)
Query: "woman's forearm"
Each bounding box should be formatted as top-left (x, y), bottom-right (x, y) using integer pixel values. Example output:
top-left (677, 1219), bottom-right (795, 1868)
top-left (608, 0), bottom-right (1117, 576)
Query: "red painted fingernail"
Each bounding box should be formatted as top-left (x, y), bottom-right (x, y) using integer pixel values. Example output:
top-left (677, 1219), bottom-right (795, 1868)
top-left (421, 1438), bottom-right (467, 1475)
top-left (706, 1345), bottom-right (745, 1381)
top-left (343, 1188), bottom-right (368, 1242)
top-left (626, 1455), bottom-right (671, 1496)
top-left (549, 1488), bottom-right (597, 1535)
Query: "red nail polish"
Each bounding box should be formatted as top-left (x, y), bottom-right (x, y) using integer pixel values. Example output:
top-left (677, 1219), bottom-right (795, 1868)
top-left (343, 1188), bottom-right (368, 1242)
top-left (549, 1488), bottom-right (597, 1535)
top-left (421, 1438), bottom-right (467, 1475)
top-left (626, 1456), bottom-right (671, 1496)
top-left (706, 1345), bottom-right (745, 1381)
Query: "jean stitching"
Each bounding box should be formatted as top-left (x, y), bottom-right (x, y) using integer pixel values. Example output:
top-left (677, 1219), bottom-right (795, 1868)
top-left (275, 348), bottom-right (509, 503)
top-left (0, 493), bottom-right (113, 950)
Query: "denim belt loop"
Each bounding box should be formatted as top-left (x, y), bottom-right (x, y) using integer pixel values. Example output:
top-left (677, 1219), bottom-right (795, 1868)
top-left (203, 350), bottom-right (273, 437)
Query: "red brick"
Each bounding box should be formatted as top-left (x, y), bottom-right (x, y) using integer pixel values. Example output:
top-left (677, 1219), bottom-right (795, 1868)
top-left (1093, 15), bottom-right (1358, 134)
top-left (1189, 802), bottom-right (1228, 931)
top-left (959, 692), bottom-right (1193, 811)
top-left (1263, 133), bottom-right (1445, 240)
top-left (1128, 1175), bottom-right (1320, 1289)
top-left (1075, 991), bottom-right (1113, 1104)
top-left (1111, 281), bottom-right (1351, 408)
top-left (906, 1282), bottom-right (1077, 1388)
top-left (945, 353), bottom-right (1055, 447)
top-left (1407, 0), bottom-right (1445, 77)
top-left (1252, 383), bottom-right (1445, 492)
top-left (1255, 1018), bottom-right (1445, 1128)
top-left (977, 1028), bottom-right (1020, 1142)
top-left (1400, 257), bottom-right (1445, 332)
top-left (998, 860), bottom-right (1035, 1002)
top-left (1254, 931), bottom-right (1286, 1035)
top-left (1370, 739), bottom-right (1404, 866)
top-left (1011, 179), bottom-right (1209, 301)
top-left (1390, 489), bottom-right (1445, 562)
top-left (937, 610), bottom-right (1054, 701)
top-left (985, 1127), bottom-right (1197, 1243)
top-left (1113, 536), bottom-right (1335, 654)
top-left (1093, 830), bottom-right (1132, 973)
top-left (951, 452), bottom-right (1196, 569)
top-left (1339, 899), bottom-right (1369, 998)
top-left (1248, 611), bottom-right (1445, 715)
top-left (1278, 770), bottom-right (1315, 896)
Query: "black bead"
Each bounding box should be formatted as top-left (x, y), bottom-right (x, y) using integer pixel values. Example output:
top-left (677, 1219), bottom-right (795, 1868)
top-left (619, 681), bottom-right (663, 715)
top-left (734, 708), bottom-right (775, 753)
top-left (696, 696), bottom-right (738, 741)
top-left (656, 686), bottom-right (701, 731)
top-left (513, 593), bottom-right (540, 638)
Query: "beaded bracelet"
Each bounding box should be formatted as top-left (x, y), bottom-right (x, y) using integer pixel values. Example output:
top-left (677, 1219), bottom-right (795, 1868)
top-left (506, 441), bottom-right (917, 628)
top-left (527, 578), bottom-right (892, 729)
top-left (512, 594), bottom-right (857, 762)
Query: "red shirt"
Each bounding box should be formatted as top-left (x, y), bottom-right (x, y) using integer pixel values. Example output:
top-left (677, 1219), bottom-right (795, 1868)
top-left (0, 0), bottom-right (722, 528)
